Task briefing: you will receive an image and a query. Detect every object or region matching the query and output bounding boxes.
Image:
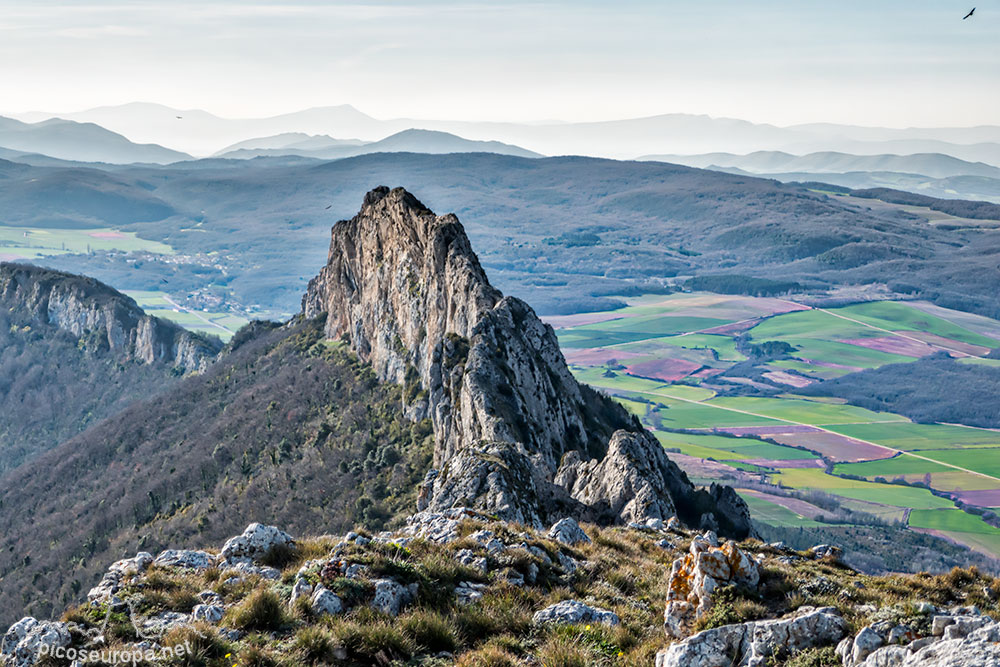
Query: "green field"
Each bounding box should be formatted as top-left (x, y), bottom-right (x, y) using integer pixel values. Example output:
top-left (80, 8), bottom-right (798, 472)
top-left (826, 422), bottom-right (1000, 451)
top-left (909, 509), bottom-right (1000, 539)
top-left (655, 430), bottom-right (818, 461)
top-left (126, 290), bottom-right (249, 341)
top-left (558, 316), bottom-right (732, 348)
top-left (833, 455), bottom-right (950, 478)
top-left (706, 395), bottom-right (906, 425)
top-left (958, 357), bottom-right (1000, 367)
top-left (916, 448), bottom-right (1000, 479)
top-left (737, 493), bottom-right (828, 528)
top-left (655, 334), bottom-right (746, 361)
top-left (773, 468), bottom-right (955, 509)
top-left (834, 301), bottom-right (1000, 349)
top-left (0, 226), bottom-right (173, 258)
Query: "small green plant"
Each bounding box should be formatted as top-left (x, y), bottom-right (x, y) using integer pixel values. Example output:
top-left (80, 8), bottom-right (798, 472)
top-left (784, 646), bottom-right (839, 667)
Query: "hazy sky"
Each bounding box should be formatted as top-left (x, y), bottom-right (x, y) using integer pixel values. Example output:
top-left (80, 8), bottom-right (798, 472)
top-left (0, 0), bottom-right (996, 127)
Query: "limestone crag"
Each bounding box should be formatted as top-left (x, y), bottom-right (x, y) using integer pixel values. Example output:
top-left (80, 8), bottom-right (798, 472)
top-left (303, 187), bottom-right (754, 536)
top-left (655, 606), bottom-right (847, 667)
top-left (0, 263), bottom-right (219, 371)
top-left (838, 605), bottom-right (1000, 666)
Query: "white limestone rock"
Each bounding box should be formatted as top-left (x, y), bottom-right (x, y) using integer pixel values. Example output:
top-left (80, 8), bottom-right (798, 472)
top-left (531, 600), bottom-right (619, 626)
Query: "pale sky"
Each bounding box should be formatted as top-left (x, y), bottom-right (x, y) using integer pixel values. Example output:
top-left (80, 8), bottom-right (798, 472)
top-left (0, 0), bottom-right (997, 127)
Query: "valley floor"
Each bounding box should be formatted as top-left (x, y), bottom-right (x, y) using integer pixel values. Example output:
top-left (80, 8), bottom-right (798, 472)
top-left (550, 292), bottom-right (1000, 563)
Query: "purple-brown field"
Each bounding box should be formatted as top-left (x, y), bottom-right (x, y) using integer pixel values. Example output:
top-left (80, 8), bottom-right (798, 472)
top-left (904, 331), bottom-right (993, 357)
top-left (839, 336), bottom-right (936, 357)
top-left (762, 370), bottom-right (815, 388)
top-left (625, 358), bottom-right (703, 382)
top-left (771, 432), bottom-right (897, 462)
top-left (563, 348), bottom-right (643, 365)
top-left (715, 425), bottom-right (821, 436)
top-left (951, 489), bottom-right (1000, 507)
top-left (738, 458), bottom-right (825, 469)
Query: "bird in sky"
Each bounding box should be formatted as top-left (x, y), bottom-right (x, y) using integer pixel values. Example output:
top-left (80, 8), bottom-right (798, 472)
top-left (325, 205), bottom-right (332, 209)
top-left (963, 7), bottom-right (976, 19)
top-left (175, 115), bottom-right (183, 119)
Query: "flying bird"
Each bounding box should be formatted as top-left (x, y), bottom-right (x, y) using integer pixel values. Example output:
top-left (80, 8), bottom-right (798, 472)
top-left (963, 7), bottom-right (975, 19)
top-left (175, 115), bottom-right (183, 119)
top-left (325, 204), bottom-right (332, 209)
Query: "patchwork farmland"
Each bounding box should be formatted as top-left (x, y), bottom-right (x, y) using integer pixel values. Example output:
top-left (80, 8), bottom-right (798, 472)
top-left (550, 292), bottom-right (1000, 557)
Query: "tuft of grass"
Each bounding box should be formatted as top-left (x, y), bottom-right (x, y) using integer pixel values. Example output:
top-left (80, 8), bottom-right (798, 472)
top-left (328, 612), bottom-right (415, 664)
top-left (292, 625), bottom-right (337, 664)
top-left (400, 609), bottom-right (459, 653)
top-left (162, 623), bottom-right (230, 665)
top-left (454, 645), bottom-right (522, 667)
top-left (535, 632), bottom-right (600, 667)
top-left (238, 645), bottom-right (281, 667)
top-left (225, 589), bottom-right (290, 632)
top-left (261, 542), bottom-right (301, 570)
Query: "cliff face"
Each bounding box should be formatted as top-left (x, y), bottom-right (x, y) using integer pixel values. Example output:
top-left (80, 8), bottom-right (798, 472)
top-left (303, 187), bottom-right (753, 537)
top-left (0, 263), bottom-right (220, 371)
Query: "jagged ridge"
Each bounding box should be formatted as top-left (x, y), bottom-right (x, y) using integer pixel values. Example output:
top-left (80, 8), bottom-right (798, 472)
top-left (303, 186), bottom-right (753, 536)
top-left (0, 263), bottom-right (220, 371)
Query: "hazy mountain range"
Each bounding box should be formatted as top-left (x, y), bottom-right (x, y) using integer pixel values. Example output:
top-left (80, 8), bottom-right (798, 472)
top-left (3, 103), bottom-right (1000, 204)
top-left (643, 151), bottom-right (1000, 204)
top-left (214, 128), bottom-right (540, 160)
top-left (11, 102), bottom-right (1000, 165)
top-left (0, 115), bottom-right (189, 164)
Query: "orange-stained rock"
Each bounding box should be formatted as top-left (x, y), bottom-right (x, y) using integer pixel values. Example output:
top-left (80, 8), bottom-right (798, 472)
top-left (664, 536), bottom-right (761, 638)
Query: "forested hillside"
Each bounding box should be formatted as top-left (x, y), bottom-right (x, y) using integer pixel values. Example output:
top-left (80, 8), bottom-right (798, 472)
top-left (0, 317), bottom-right (432, 625)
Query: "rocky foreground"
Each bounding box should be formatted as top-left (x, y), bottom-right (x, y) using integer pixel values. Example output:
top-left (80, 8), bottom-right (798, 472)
top-left (5, 512), bottom-right (1000, 666)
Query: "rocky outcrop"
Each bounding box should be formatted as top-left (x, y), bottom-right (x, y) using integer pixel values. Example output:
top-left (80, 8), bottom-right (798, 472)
top-left (1, 618), bottom-right (71, 667)
top-left (302, 187), bottom-right (753, 536)
top-left (656, 606), bottom-right (847, 667)
top-left (0, 263), bottom-right (220, 371)
top-left (532, 600), bottom-right (620, 626)
top-left (664, 533), bottom-right (762, 638)
top-left (838, 605), bottom-right (1000, 666)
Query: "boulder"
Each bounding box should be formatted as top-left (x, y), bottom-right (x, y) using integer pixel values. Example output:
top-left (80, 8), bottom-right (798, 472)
top-left (370, 579), bottom-right (415, 617)
top-left (219, 523), bottom-right (294, 564)
top-left (153, 549), bottom-right (214, 570)
top-left (1, 617), bottom-right (71, 667)
top-left (531, 600), bottom-right (620, 626)
top-left (808, 544), bottom-right (843, 561)
top-left (547, 518), bottom-right (591, 546)
top-left (108, 552), bottom-right (154, 576)
top-left (664, 538), bottom-right (761, 638)
top-left (655, 606), bottom-right (846, 667)
top-left (310, 587), bottom-right (344, 616)
top-left (191, 604), bottom-right (224, 623)
top-left (848, 618), bottom-right (1000, 666)
top-left (455, 582), bottom-right (488, 606)
top-left (455, 549), bottom-right (489, 574)
top-left (290, 579), bottom-right (313, 605)
top-left (400, 508), bottom-right (484, 544)
top-left (139, 611), bottom-right (190, 636)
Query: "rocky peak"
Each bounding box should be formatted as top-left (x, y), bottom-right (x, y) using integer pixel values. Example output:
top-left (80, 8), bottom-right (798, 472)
top-left (303, 187), bottom-right (753, 536)
top-left (0, 263), bottom-right (220, 371)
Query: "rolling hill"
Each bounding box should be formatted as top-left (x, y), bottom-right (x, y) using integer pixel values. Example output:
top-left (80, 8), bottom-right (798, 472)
top-left (0, 116), bottom-right (190, 164)
top-left (642, 151), bottom-right (1000, 180)
top-left (16, 103), bottom-right (1000, 164)
top-left (215, 129), bottom-right (541, 160)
